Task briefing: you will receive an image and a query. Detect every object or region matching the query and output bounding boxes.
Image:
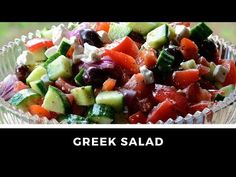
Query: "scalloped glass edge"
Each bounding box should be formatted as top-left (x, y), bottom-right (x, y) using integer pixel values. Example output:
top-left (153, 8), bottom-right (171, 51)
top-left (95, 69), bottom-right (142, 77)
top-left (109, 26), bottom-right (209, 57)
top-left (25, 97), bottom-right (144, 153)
top-left (0, 23), bottom-right (236, 124)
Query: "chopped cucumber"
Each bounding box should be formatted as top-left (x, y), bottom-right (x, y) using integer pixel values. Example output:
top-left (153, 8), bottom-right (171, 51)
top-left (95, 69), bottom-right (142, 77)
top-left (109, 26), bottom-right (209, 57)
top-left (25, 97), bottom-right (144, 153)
top-left (9, 88), bottom-right (40, 110)
top-left (190, 22), bottom-right (213, 43)
top-left (108, 22), bottom-right (132, 41)
top-left (42, 86), bottom-right (71, 114)
top-left (214, 94), bottom-right (225, 101)
top-left (213, 65), bottom-right (229, 83)
top-left (157, 50), bottom-right (175, 72)
top-left (87, 104), bottom-right (115, 124)
top-left (43, 52), bottom-right (61, 68)
top-left (220, 84), bottom-right (235, 97)
top-left (57, 38), bottom-right (72, 56)
top-left (95, 91), bottom-right (124, 112)
top-left (58, 114), bottom-right (88, 124)
top-left (180, 59), bottom-right (197, 70)
top-left (126, 22), bottom-right (163, 35)
top-left (143, 24), bottom-right (175, 50)
top-left (31, 48), bottom-right (47, 62)
top-left (74, 68), bottom-right (85, 86)
top-left (26, 65), bottom-right (47, 84)
top-left (29, 80), bottom-right (48, 96)
top-left (71, 86), bottom-right (95, 106)
top-left (47, 55), bottom-right (72, 81)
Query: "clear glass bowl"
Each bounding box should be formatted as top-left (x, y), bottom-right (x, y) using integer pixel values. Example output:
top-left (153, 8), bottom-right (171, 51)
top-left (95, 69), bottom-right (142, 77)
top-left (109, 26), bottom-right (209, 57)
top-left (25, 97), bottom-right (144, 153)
top-left (0, 24), bottom-right (236, 124)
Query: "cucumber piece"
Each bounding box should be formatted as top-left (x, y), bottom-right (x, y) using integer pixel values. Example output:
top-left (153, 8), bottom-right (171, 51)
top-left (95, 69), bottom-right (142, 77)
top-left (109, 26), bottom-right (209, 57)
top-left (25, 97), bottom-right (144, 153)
top-left (180, 59), bottom-right (197, 70)
top-left (126, 22), bottom-right (163, 36)
top-left (205, 62), bottom-right (216, 81)
top-left (95, 91), bottom-right (124, 112)
top-left (157, 50), bottom-right (175, 72)
top-left (58, 114), bottom-right (88, 124)
top-left (31, 48), bottom-right (47, 62)
top-left (71, 86), bottom-right (95, 106)
top-left (57, 38), bottom-right (72, 56)
top-left (108, 23), bottom-right (132, 41)
top-left (40, 74), bottom-right (53, 86)
top-left (190, 22), bottom-right (213, 43)
top-left (214, 94), bottom-right (225, 101)
top-left (143, 24), bottom-right (175, 50)
top-left (9, 88), bottom-right (40, 109)
top-left (74, 68), bottom-right (85, 86)
top-left (42, 86), bottom-right (71, 114)
top-left (43, 52), bottom-right (61, 68)
top-left (29, 80), bottom-right (48, 96)
top-left (26, 65), bottom-right (47, 84)
top-left (220, 84), bottom-right (235, 97)
top-left (87, 104), bottom-right (115, 124)
top-left (47, 55), bottom-right (72, 81)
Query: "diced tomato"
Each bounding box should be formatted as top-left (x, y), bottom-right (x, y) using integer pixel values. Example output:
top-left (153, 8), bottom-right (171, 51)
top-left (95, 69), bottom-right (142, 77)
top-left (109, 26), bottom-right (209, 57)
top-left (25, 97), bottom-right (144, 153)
top-left (180, 38), bottom-right (199, 60)
top-left (102, 78), bottom-right (116, 91)
top-left (152, 84), bottom-right (189, 115)
top-left (222, 59), bottom-right (236, 86)
top-left (66, 94), bottom-right (74, 105)
top-left (198, 64), bottom-right (210, 76)
top-left (109, 36), bottom-right (139, 58)
top-left (136, 49), bottom-right (157, 69)
top-left (95, 22), bottom-right (110, 33)
top-left (26, 38), bottom-right (53, 52)
top-left (189, 101), bottom-right (213, 114)
top-left (147, 100), bottom-right (177, 123)
top-left (55, 78), bottom-right (76, 93)
top-left (66, 46), bottom-right (74, 59)
top-left (184, 83), bottom-right (212, 104)
top-left (28, 105), bottom-right (51, 118)
top-left (129, 111), bottom-right (147, 124)
top-left (103, 49), bottom-right (139, 74)
top-left (13, 81), bottom-right (28, 92)
top-left (173, 69), bottom-right (200, 89)
top-left (124, 73), bottom-right (146, 94)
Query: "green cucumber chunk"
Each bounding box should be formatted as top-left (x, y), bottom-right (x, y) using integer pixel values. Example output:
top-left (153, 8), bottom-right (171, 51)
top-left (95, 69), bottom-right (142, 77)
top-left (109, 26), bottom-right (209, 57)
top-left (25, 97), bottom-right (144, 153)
top-left (87, 104), bottom-right (115, 124)
top-left (71, 86), bottom-right (95, 106)
top-left (29, 80), bottom-right (48, 96)
top-left (57, 38), bottom-right (72, 56)
top-left (58, 114), bottom-right (88, 124)
top-left (108, 23), bottom-right (132, 41)
top-left (42, 86), bottom-right (71, 114)
top-left (74, 68), bottom-right (85, 86)
top-left (190, 22), bottom-right (213, 43)
top-left (95, 91), bottom-right (124, 112)
top-left (43, 52), bottom-right (61, 68)
top-left (26, 65), bottom-right (47, 84)
top-left (220, 84), bottom-right (235, 97)
top-left (47, 55), bottom-right (72, 81)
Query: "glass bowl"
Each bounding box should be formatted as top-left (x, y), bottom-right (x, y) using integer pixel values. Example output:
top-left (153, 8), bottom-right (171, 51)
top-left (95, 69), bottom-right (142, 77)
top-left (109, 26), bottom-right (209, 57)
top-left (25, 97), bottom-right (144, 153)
top-left (0, 24), bottom-right (236, 124)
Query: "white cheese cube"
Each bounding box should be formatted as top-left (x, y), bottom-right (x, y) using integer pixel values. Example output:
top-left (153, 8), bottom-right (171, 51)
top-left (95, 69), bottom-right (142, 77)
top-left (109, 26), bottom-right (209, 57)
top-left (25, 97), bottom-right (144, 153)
top-left (140, 65), bottom-right (154, 84)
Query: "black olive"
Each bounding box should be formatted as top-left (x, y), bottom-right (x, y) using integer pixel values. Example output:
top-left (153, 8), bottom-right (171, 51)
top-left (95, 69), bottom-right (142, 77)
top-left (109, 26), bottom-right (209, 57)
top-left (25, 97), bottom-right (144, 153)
top-left (199, 39), bottom-right (217, 62)
top-left (83, 67), bottom-right (107, 87)
top-left (164, 45), bottom-right (184, 69)
top-left (128, 31), bottom-right (145, 44)
top-left (79, 29), bottom-right (103, 48)
top-left (15, 65), bottom-right (30, 82)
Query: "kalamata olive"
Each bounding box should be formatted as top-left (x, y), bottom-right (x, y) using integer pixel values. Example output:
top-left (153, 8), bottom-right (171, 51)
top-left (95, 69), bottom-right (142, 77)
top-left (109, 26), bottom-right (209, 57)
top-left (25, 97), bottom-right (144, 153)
top-left (83, 67), bottom-right (107, 87)
top-left (199, 39), bottom-right (217, 62)
top-left (164, 45), bottom-right (184, 69)
top-left (15, 65), bottom-right (30, 82)
top-left (128, 31), bottom-right (145, 44)
top-left (79, 29), bottom-right (103, 48)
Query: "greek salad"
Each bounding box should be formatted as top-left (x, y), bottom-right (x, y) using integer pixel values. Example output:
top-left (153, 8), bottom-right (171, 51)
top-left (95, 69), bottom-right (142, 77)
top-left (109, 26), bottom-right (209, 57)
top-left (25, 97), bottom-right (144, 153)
top-left (0, 22), bottom-right (236, 124)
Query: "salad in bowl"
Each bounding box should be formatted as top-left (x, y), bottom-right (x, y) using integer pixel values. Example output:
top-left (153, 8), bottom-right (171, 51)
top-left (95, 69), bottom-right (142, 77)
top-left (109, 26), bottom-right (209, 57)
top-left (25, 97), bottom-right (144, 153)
top-left (0, 22), bottom-right (236, 124)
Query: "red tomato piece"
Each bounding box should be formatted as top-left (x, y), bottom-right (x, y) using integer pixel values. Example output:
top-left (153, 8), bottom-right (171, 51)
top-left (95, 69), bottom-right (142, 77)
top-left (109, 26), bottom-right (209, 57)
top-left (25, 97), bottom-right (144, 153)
top-left (152, 84), bottom-right (189, 115)
top-left (147, 100), bottom-right (177, 123)
top-left (109, 36), bottom-right (139, 58)
top-left (95, 22), bottom-right (110, 33)
top-left (136, 49), bottom-right (157, 69)
top-left (173, 69), bottom-right (200, 89)
top-left (103, 49), bottom-right (139, 74)
top-left (124, 73), bottom-right (146, 95)
top-left (222, 59), bottom-right (236, 86)
top-left (129, 111), bottom-right (147, 124)
top-left (190, 101), bottom-right (213, 114)
top-left (180, 38), bottom-right (199, 60)
top-left (26, 38), bottom-right (53, 52)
